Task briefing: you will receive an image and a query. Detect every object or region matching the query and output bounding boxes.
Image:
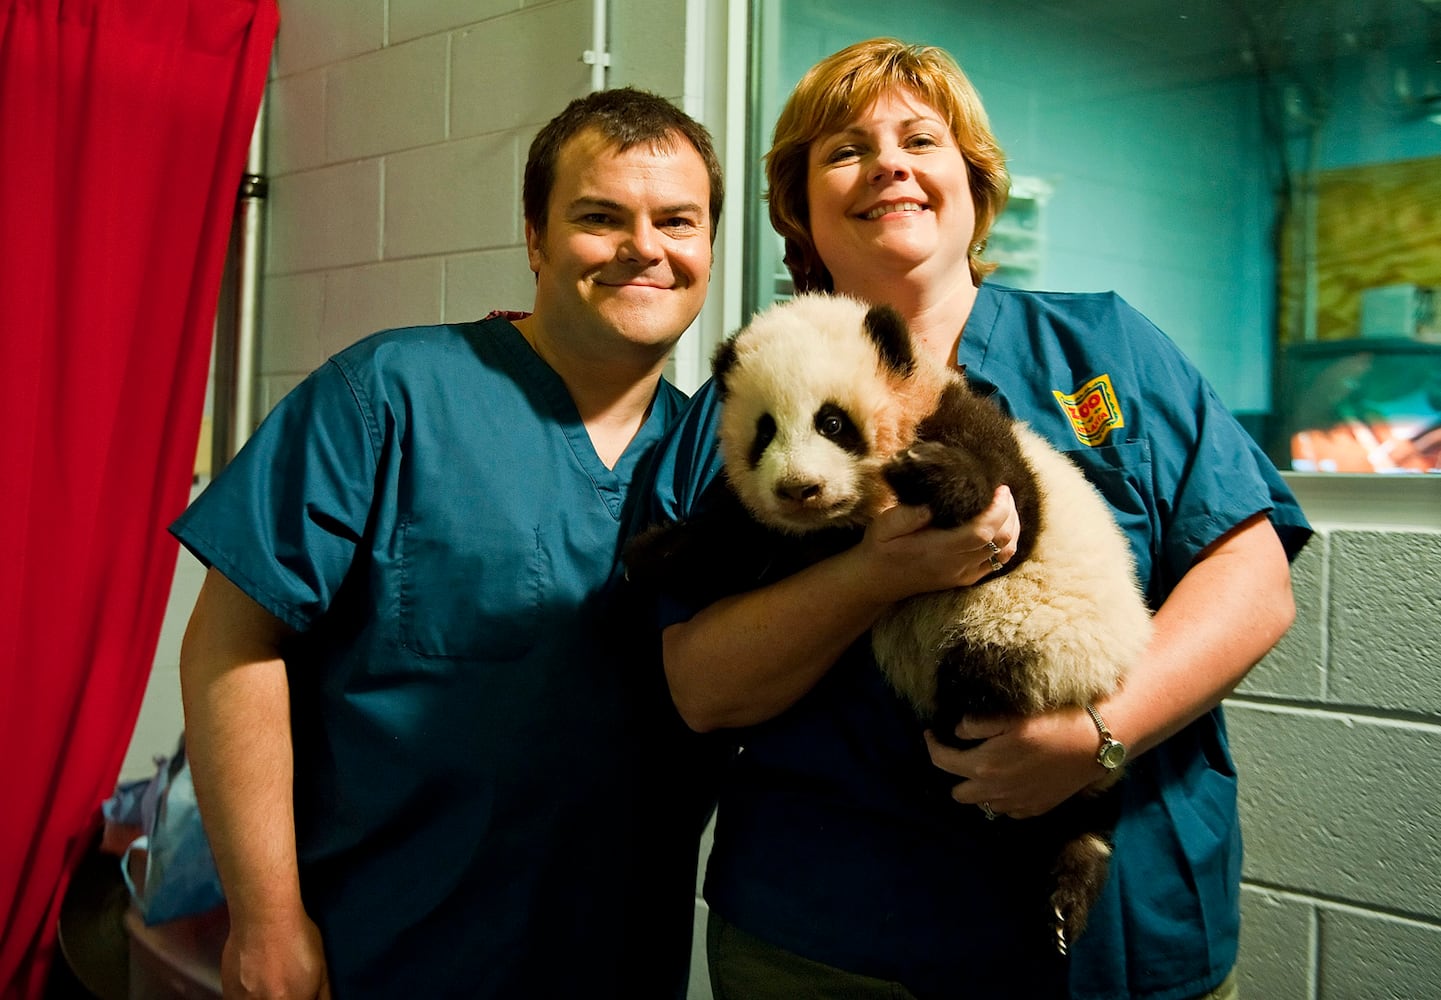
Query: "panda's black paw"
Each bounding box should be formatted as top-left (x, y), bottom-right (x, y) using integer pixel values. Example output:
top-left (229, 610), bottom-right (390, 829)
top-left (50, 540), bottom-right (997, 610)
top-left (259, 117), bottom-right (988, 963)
top-left (883, 441), bottom-right (994, 529)
top-left (1048, 832), bottom-right (1113, 955)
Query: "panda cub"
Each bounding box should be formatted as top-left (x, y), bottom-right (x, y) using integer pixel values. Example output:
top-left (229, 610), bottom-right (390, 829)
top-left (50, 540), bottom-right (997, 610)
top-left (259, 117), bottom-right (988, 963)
top-left (626, 292), bottom-right (1153, 952)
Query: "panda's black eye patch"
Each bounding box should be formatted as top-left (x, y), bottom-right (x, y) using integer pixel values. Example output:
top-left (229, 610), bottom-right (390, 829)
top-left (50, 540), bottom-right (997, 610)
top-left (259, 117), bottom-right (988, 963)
top-left (749, 413), bottom-right (777, 467)
top-left (815, 402), bottom-right (867, 456)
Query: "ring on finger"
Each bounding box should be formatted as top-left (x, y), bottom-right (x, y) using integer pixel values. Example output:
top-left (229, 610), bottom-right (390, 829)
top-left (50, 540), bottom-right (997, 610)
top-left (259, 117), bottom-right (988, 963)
top-left (984, 540), bottom-right (1003, 573)
top-left (980, 801), bottom-right (998, 821)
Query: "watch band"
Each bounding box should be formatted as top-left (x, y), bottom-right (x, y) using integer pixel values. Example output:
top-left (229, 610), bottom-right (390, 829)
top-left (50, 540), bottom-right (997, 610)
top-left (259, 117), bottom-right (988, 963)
top-left (1085, 703), bottom-right (1113, 740)
top-left (1085, 703), bottom-right (1127, 770)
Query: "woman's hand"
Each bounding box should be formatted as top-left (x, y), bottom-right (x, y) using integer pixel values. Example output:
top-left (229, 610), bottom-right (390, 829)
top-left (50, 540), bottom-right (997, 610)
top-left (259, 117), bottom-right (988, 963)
top-left (861, 485), bottom-right (1020, 602)
top-left (665, 484), bottom-right (1022, 732)
top-left (924, 513), bottom-right (1297, 821)
top-left (924, 706), bottom-right (1105, 819)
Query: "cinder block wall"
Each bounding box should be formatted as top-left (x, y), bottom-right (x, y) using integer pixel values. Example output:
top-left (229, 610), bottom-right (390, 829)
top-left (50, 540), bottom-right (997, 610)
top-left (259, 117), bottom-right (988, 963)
top-left (1230, 528), bottom-right (1441, 999)
top-left (255, 0), bottom-right (692, 410)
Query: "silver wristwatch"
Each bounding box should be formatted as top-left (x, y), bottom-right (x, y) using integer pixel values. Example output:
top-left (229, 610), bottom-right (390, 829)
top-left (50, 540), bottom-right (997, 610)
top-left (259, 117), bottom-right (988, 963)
top-left (1085, 703), bottom-right (1127, 770)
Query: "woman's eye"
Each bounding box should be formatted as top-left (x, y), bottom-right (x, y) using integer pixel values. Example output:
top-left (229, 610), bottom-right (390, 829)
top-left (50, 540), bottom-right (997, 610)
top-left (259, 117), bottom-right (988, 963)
top-left (824, 144), bottom-right (860, 162)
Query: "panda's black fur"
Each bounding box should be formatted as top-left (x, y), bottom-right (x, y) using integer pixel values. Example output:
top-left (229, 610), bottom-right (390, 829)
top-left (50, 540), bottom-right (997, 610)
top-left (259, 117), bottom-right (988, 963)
top-left (625, 293), bottom-right (1153, 952)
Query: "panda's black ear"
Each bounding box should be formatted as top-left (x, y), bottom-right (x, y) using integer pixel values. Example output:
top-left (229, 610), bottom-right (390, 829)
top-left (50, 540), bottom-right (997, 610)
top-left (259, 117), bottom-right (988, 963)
top-left (863, 305), bottom-right (916, 377)
top-left (711, 336), bottom-right (740, 397)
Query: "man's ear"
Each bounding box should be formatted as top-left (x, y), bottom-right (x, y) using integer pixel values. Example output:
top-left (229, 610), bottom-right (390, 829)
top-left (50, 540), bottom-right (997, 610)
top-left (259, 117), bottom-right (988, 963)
top-left (523, 219), bottom-right (544, 273)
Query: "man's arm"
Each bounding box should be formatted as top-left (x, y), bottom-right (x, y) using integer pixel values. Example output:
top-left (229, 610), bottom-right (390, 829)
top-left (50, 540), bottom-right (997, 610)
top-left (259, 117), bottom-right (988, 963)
top-left (179, 567), bottom-right (330, 1000)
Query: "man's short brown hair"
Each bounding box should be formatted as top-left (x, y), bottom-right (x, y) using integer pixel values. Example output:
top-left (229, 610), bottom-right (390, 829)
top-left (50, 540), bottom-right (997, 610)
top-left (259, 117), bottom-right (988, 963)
top-left (524, 88), bottom-right (724, 243)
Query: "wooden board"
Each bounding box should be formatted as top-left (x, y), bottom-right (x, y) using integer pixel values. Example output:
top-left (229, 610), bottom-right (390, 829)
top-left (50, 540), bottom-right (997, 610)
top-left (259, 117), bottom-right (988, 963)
top-left (1279, 155), bottom-right (1441, 343)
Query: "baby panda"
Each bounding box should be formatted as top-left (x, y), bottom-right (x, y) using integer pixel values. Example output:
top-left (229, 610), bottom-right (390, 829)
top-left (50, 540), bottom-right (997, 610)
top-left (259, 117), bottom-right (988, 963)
top-left (625, 292), bottom-right (1153, 953)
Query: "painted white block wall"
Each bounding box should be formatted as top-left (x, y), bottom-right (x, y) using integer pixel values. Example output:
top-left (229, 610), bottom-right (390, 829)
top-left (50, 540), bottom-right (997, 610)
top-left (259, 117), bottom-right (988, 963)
top-left (1231, 525), bottom-right (1441, 999)
top-left (119, 498), bottom-right (207, 779)
top-left (258, 0), bottom-right (596, 407)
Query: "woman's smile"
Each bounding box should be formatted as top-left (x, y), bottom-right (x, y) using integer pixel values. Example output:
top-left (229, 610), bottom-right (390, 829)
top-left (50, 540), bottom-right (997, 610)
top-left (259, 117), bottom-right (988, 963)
top-left (858, 199), bottom-right (928, 220)
top-left (806, 88), bottom-right (975, 296)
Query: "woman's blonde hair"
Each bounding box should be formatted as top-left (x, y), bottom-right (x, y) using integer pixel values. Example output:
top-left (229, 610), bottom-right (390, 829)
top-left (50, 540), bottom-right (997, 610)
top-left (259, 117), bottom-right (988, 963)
top-left (765, 38), bottom-right (1010, 294)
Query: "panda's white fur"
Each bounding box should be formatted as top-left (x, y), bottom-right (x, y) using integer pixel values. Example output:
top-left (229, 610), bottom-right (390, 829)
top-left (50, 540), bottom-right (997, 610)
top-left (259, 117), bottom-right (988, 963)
top-left (688, 292), bottom-right (1154, 952)
top-left (716, 294), bottom-right (1151, 726)
top-left (873, 424), bottom-right (1151, 719)
top-left (716, 293), bottom-right (941, 535)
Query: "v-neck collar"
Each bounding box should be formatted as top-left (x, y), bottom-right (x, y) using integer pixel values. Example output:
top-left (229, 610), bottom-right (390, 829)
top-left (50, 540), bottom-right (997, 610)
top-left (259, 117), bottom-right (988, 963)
top-left (490, 316), bottom-right (658, 518)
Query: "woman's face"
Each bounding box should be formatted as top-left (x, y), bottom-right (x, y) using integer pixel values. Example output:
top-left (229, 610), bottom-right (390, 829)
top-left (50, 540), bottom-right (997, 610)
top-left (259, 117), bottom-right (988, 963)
top-left (805, 89), bottom-right (975, 295)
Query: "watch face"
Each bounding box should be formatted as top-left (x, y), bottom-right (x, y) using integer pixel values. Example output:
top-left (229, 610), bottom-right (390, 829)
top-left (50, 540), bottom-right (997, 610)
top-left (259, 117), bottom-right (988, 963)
top-left (1099, 741), bottom-right (1127, 769)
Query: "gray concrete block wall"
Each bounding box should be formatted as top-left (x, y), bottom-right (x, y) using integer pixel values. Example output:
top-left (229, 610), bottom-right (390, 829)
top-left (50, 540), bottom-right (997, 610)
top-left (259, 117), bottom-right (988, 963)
top-left (1231, 527), bottom-right (1441, 998)
top-left (256, 0), bottom-right (692, 414)
top-left (120, 486), bottom-right (208, 779)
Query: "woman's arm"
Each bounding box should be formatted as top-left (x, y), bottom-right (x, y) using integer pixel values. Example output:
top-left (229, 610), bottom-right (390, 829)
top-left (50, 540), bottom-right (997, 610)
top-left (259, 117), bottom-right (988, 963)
top-left (931, 512), bottom-right (1296, 818)
top-left (665, 488), bottom-right (1019, 731)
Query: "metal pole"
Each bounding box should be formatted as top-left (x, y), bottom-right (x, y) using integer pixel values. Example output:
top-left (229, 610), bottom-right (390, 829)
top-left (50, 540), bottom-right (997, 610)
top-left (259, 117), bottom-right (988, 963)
top-left (211, 95), bottom-right (268, 477)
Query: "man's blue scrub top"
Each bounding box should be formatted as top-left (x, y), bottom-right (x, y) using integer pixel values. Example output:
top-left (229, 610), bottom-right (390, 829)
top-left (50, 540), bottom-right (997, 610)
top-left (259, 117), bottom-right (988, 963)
top-left (641, 285), bottom-right (1312, 1000)
top-left (172, 317), bottom-right (698, 998)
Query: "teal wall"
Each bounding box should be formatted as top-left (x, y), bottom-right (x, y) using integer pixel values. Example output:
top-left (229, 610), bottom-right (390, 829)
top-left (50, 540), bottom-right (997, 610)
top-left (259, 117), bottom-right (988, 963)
top-left (751, 0), bottom-right (1441, 415)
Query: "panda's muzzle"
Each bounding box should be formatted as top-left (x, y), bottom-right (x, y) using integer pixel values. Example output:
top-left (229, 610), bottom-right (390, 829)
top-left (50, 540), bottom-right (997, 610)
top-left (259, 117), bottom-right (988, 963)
top-left (774, 476), bottom-right (824, 505)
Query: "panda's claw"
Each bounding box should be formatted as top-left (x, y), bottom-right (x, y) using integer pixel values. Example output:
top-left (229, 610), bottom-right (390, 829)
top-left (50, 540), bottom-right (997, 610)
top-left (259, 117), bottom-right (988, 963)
top-left (883, 441), bottom-right (994, 529)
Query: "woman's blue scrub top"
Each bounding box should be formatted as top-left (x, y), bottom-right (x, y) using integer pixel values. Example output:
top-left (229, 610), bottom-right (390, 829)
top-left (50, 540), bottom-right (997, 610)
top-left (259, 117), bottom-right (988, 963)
top-left (641, 285), bottom-right (1312, 1000)
top-left (172, 317), bottom-right (699, 998)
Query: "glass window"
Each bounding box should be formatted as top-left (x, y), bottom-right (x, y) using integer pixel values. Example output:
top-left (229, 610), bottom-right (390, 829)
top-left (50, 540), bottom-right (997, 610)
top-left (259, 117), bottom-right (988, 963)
top-left (745, 0), bottom-right (1441, 476)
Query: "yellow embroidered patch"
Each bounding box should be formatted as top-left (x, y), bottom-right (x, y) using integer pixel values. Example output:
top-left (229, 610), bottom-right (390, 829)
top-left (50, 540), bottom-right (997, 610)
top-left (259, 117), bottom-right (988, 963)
top-left (1052, 374), bottom-right (1124, 446)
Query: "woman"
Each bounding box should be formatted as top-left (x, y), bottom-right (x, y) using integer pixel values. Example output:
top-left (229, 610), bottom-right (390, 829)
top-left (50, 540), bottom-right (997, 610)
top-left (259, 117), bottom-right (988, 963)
top-left (641, 38), bottom-right (1311, 999)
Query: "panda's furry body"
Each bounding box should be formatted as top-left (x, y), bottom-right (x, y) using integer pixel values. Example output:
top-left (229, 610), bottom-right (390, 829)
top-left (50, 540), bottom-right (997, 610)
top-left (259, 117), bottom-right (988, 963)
top-left (625, 293), bottom-right (1153, 951)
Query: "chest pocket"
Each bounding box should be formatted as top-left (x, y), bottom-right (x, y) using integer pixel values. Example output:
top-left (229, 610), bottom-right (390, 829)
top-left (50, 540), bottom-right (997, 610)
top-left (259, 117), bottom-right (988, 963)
top-left (399, 515), bottom-right (544, 661)
top-left (1058, 440), bottom-right (1157, 596)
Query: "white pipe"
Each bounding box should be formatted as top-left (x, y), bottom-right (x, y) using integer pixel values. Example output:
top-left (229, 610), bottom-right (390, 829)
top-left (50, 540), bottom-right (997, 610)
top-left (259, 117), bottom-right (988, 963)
top-left (587, 0), bottom-right (609, 91)
top-left (210, 94), bottom-right (267, 476)
top-left (670, 0), bottom-right (748, 393)
top-left (232, 94), bottom-right (266, 456)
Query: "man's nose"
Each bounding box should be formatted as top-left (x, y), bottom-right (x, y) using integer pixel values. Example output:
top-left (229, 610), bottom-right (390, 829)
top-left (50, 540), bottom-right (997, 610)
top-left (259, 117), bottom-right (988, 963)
top-left (619, 223), bottom-right (663, 263)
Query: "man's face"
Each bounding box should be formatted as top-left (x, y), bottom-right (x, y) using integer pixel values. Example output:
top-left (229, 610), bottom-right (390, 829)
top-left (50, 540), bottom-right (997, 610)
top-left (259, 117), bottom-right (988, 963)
top-left (526, 128), bottom-right (713, 360)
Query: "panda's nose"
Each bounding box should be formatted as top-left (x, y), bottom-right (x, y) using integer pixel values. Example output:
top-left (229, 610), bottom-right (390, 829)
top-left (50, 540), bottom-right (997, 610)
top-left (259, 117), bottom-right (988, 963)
top-left (775, 479), bottom-right (822, 504)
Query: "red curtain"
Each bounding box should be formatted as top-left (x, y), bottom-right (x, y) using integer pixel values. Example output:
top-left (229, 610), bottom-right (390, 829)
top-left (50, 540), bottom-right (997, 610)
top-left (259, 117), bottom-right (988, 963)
top-left (0, 1), bottom-right (277, 995)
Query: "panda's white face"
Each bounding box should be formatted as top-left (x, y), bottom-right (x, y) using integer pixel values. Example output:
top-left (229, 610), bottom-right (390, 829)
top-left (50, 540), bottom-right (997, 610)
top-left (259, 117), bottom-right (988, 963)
top-left (717, 296), bottom-right (901, 535)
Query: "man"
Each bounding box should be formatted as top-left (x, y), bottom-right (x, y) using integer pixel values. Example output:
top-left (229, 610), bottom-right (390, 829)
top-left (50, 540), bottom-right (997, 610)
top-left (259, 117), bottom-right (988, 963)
top-left (173, 88), bottom-right (723, 999)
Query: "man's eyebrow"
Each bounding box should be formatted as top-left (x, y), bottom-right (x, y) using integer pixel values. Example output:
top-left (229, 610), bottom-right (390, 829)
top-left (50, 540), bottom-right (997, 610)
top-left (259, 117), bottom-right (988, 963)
top-left (567, 196), bottom-right (705, 218)
top-left (656, 200), bottom-right (705, 218)
top-left (567, 196), bottom-right (625, 214)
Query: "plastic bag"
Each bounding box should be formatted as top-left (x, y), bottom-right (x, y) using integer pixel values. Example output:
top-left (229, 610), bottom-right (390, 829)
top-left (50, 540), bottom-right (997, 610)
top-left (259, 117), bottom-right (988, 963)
top-left (116, 733), bottom-right (226, 924)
